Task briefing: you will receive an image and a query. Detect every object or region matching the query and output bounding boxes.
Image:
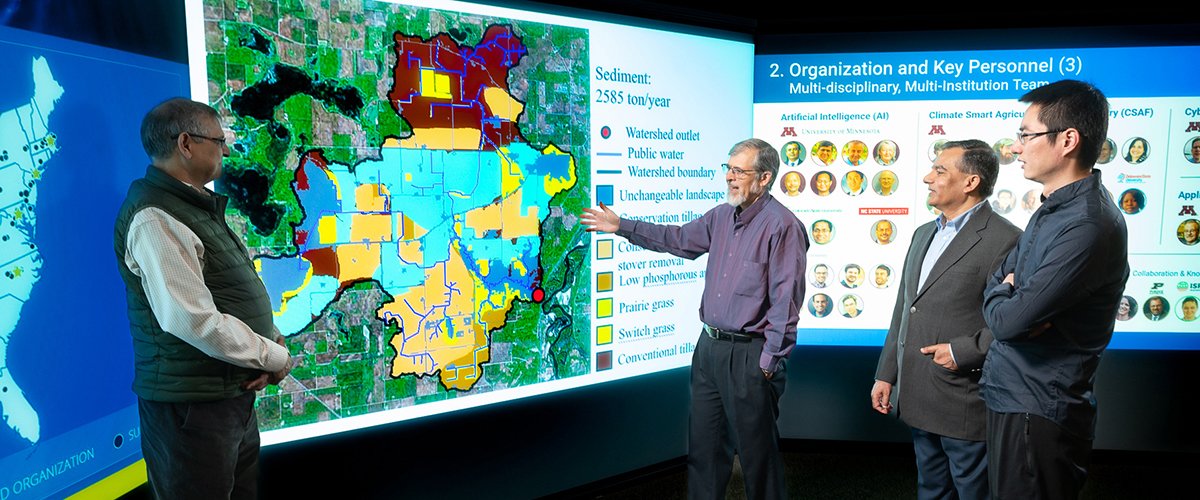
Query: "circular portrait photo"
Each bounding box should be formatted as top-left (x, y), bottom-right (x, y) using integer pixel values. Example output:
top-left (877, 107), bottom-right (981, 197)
top-left (993, 138), bottom-right (1018, 165)
top-left (1021, 189), bottom-right (1042, 213)
top-left (811, 171), bottom-right (836, 197)
top-left (1124, 137), bottom-right (1149, 164)
top-left (1116, 295), bottom-right (1137, 321)
top-left (1118, 188), bottom-right (1146, 215)
top-left (873, 170), bottom-right (898, 196)
top-left (812, 141), bottom-right (837, 166)
top-left (841, 263), bottom-right (864, 289)
top-left (872, 219), bottom-right (896, 246)
top-left (928, 139), bottom-right (948, 161)
top-left (1185, 136), bottom-right (1200, 164)
top-left (871, 264), bottom-right (893, 289)
top-left (780, 141), bottom-right (806, 167)
top-left (1179, 296), bottom-right (1199, 322)
top-left (1098, 138), bottom-right (1117, 165)
top-left (842, 140), bottom-right (869, 166)
top-left (1179, 219), bottom-right (1199, 246)
top-left (1144, 295), bottom-right (1170, 321)
top-left (874, 140), bottom-right (899, 166)
top-left (809, 263), bottom-right (832, 289)
top-left (842, 170), bottom-right (866, 196)
top-left (811, 219), bottom-right (834, 245)
top-left (839, 294), bottom-right (863, 318)
top-left (809, 293), bottom-right (832, 318)
top-left (780, 170), bottom-right (805, 197)
top-left (991, 189), bottom-right (1016, 215)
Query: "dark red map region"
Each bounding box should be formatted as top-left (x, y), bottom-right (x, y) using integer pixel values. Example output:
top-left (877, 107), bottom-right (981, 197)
top-left (387, 25), bottom-right (528, 151)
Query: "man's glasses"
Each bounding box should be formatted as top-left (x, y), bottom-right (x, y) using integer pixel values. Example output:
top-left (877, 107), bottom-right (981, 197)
top-left (174, 132), bottom-right (229, 146)
top-left (1015, 129), bottom-right (1064, 145)
top-left (722, 164), bottom-right (759, 178)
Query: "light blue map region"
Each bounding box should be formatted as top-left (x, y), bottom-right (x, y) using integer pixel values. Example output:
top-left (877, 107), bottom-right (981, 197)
top-left (257, 141), bottom-right (571, 336)
top-left (0, 56), bottom-right (62, 446)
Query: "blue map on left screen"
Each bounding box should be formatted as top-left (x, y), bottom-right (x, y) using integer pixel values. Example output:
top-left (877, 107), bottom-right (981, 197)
top-left (0, 25), bottom-right (188, 498)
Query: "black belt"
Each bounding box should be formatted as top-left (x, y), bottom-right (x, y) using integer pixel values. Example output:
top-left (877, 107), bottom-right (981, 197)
top-left (703, 324), bottom-right (757, 343)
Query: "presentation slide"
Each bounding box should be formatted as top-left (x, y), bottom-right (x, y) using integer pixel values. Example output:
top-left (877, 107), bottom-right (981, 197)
top-left (0, 25), bottom-right (190, 500)
top-left (754, 46), bottom-right (1200, 350)
top-left (186, 0), bottom-right (750, 444)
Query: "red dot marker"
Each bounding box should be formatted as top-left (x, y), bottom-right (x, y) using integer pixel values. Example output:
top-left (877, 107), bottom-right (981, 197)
top-left (532, 288), bottom-right (545, 303)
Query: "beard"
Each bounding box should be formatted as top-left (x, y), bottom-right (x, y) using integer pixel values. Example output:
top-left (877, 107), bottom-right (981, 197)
top-left (727, 182), bottom-right (764, 208)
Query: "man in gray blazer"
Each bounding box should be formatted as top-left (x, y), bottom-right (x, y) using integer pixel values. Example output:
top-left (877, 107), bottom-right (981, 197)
top-left (871, 140), bottom-right (1021, 500)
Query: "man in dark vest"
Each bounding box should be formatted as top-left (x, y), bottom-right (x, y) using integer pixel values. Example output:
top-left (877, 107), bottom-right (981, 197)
top-left (115, 98), bottom-right (292, 499)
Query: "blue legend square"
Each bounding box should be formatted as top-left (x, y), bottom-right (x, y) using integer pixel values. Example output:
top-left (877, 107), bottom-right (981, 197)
top-left (596, 185), bottom-right (614, 206)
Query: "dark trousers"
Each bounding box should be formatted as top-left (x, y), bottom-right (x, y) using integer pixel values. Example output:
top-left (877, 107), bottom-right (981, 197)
top-left (911, 427), bottom-right (989, 500)
top-left (986, 411), bottom-right (1091, 500)
top-left (139, 391), bottom-right (261, 500)
top-left (687, 332), bottom-right (788, 500)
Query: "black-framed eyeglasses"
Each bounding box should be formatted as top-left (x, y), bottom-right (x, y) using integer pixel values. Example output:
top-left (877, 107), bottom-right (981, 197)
top-left (174, 132), bottom-right (229, 146)
top-left (722, 163), bottom-right (759, 178)
top-left (1015, 129), bottom-right (1064, 145)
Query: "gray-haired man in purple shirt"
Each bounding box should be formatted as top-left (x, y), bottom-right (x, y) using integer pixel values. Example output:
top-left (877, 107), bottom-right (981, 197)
top-left (582, 138), bottom-right (808, 500)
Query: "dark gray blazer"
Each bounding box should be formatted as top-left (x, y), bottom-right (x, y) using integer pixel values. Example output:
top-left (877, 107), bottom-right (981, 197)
top-left (875, 203), bottom-right (1020, 441)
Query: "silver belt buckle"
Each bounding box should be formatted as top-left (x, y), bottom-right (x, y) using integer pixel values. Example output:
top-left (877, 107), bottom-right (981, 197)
top-left (704, 324), bottom-right (720, 339)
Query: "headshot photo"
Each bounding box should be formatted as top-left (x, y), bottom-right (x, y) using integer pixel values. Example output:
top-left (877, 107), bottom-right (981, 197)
top-left (840, 294), bottom-right (863, 318)
top-left (811, 219), bottom-right (834, 245)
top-left (842, 140), bottom-right (869, 166)
top-left (871, 264), bottom-right (893, 289)
top-left (1180, 296), bottom-right (1198, 322)
top-left (1098, 138), bottom-right (1117, 164)
top-left (991, 189), bottom-right (1015, 215)
top-left (1021, 189), bottom-right (1042, 213)
top-left (1179, 219), bottom-right (1200, 246)
top-left (841, 264), bottom-right (863, 288)
top-left (842, 170), bottom-right (866, 196)
top-left (873, 170), bottom-right (898, 196)
top-left (812, 171), bottom-right (836, 197)
top-left (810, 263), bottom-right (831, 288)
top-left (1186, 136), bottom-right (1200, 164)
top-left (809, 293), bottom-right (832, 318)
top-left (813, 141), bottom-right (837, 166)
top-left (1118, 189), bottom-right (1146, 215)
top-left (1144, 296), bottom-right (1170, 321)
top-left (928, 139), bottom-right (947, 161)
top-left (1116, 295), bottom-right (1137, 321)
top-left (1124, 137), bottom-right (1149, 164)
top-left (872, 220), bottom-right (896, 246)
top-left (780, 141), bottom-right (805, 167)
top-left (993, 138), bottom-right (1017, 165)
top-left (874, 140), bottom-right (899, 166)
top-left (780, 170), bottom-right (805, 197)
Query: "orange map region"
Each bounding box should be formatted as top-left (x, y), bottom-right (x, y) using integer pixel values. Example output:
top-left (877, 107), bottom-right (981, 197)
top-left (386, 25), bottom-right (527, 151)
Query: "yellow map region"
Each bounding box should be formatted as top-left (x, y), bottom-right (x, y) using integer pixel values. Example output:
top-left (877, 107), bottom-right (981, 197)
top-left (385, 241), bottom-right (490, 390)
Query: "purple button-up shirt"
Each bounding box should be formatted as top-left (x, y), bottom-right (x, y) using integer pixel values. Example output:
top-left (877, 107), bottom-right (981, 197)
top-left (616, 193), bottom-right (808, 372)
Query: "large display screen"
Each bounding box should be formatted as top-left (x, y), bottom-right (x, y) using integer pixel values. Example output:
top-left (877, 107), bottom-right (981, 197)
top-left (0, 25), bottom-right (190, 500)
top-left (754, 46), bottom-right (1200, 350)
top-left (186, 0), bottom-right (751, 445)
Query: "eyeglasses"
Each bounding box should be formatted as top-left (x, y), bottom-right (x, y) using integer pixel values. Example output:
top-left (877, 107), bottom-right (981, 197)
top-left (174, 132), bottom-right (229, 146)
top-left (722, 164), bottom-right (759, 178)
top-left (1015, 129), bottom-right (1064, 145)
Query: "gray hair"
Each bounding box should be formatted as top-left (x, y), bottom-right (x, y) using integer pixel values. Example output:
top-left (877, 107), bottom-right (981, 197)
top-left (942, 139), bottom-right (999, 198)
top-left (729, 138), bottom-right (780, 191)
top-left (140, 97), bottom-right (221, 161)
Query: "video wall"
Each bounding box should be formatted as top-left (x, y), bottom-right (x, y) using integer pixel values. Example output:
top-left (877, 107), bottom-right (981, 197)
top-left (185, 0), bottom-right (752, 445)
top-left (753, 47), bottom-right (1200, 350)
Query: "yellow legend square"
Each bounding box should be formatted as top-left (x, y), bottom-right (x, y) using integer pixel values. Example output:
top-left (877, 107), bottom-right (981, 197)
top-left (596, 325), bottom-right (613, 345)
top-left (597, 298), bottom-right (613, 318)
top-left (596, 239), bottom-right (614, 260)
top-left (596, 272), bottom-right (613, 292)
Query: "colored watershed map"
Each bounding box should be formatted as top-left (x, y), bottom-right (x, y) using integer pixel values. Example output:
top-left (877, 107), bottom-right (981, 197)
top-left (205, 2), bottom-right (591, 429)
top-left (0, 56), bottom-right (61, 446)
